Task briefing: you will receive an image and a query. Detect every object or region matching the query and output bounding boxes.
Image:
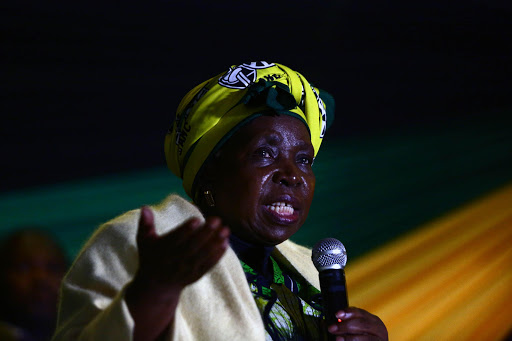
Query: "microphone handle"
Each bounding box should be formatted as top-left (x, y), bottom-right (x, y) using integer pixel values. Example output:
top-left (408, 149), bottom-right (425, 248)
top-left (319, 269), bottom-right (349, 339)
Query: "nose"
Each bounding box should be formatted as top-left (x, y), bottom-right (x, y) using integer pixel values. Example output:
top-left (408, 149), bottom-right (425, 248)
top-left (272, 161), bottom-right (302, 187)
top-left (32, 267), bottom-right (50, 283)
top-left (31, 265), bottom-right (59, 287)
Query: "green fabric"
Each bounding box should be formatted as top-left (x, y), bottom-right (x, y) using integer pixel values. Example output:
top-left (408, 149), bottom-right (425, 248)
top-left (240, 257), bottom-right (326, 340)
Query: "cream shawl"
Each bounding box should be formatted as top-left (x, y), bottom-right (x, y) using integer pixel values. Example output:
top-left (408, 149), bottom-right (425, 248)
top-left (52, 194), bottom-right (320, 341)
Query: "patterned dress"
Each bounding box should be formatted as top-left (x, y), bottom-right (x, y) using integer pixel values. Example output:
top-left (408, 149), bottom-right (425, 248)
top-left (230, 235), bottom-right (327, 340)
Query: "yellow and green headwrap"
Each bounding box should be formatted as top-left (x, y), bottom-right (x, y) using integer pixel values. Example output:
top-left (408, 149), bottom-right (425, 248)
top-left (164, 61), bottom-right (335, 199)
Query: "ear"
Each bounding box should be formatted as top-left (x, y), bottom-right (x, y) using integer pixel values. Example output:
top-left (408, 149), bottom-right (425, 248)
top-left (195, 185), bottom-right (217, 216)
top-left (202, 188), bottom-right (216, 208)
top-left (193, 151), bottom-right (223, 212)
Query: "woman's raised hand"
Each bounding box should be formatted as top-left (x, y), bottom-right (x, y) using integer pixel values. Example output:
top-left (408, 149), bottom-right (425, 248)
top-left (328, 307), bottom-right (388, 341)
top-left (126, 206), bottom-right (230, 341)
top-left (136, 206), bottom-right (230, 289)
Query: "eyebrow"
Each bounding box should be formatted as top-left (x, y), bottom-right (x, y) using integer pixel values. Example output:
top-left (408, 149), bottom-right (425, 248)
top-left (261, 133), bottom-right (312, 150)
top-left (264, 134), bottom-right (281, 145)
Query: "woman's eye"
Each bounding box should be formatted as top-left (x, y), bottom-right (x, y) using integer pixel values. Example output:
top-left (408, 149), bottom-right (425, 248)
top-left (255, 148), bottom-right (272, 158)
top-left (298, 156), bottom-right (313, 165)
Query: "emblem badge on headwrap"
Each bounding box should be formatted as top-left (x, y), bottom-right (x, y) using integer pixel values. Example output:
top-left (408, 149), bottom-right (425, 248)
top-left (219, 62), bottom-right (275, 89)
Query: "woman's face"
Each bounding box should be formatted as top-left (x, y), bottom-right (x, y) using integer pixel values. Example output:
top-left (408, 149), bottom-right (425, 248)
top-left (207, 114), bottom-right (316, 246)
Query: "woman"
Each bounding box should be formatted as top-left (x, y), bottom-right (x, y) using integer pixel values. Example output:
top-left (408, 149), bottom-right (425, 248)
top-left (52, 62), bottom-right (387, 340)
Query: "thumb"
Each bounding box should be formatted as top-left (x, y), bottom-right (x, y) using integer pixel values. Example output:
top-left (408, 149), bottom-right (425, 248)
top-left (137, 206), bottom-right (156, 245)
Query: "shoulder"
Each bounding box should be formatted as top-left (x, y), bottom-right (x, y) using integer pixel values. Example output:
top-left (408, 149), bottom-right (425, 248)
top-left (278, 239), bottom-right (313, 256)
top-left (275, 240), bottom-right (319, 289)
top-left (151, 194), bottom-right (205, 235)
top-left (70, 194), bottom-right (204, 274)
top-left (88, 194), bottom-right (203, 245)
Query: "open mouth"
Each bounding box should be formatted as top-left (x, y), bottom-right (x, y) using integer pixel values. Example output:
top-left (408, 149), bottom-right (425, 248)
top-left (263, 197), bottom-right (301, 225)
top-left (265, 202), bottom-right (294, 216)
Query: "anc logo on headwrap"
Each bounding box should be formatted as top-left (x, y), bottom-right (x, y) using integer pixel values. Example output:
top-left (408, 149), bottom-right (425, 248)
top-left (218, 61), bottom-right (275, 89)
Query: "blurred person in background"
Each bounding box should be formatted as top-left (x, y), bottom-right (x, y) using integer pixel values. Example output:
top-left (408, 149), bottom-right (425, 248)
top-left (0, 228), bottom-right (68, 341)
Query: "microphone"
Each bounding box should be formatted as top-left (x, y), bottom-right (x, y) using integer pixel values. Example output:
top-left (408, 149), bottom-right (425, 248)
top-left (312, 238), bottom-right (348, 335)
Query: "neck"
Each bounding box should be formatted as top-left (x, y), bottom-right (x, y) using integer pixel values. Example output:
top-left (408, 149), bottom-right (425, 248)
top-left (229, 234), bottom-right (274, 279)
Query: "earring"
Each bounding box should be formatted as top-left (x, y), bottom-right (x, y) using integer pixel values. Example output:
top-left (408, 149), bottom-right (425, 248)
top-left (204, 190), bottom-right (215, 207)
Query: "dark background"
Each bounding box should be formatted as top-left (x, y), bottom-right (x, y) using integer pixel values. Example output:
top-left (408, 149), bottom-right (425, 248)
top-left (2, 0), bottom-right (511, 192)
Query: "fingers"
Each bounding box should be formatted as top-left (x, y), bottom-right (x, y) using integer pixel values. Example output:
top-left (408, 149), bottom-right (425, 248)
top-left (137, 206), bottom-right (156, 246)
top-left (137, 207), bottom-right (203, 255)
top-left (165, 217), bottom-right (203, 246)
top-left (157, 216), bottom-right (228, 253)
top-left (173, 216), bottom-right (230, 275)
top-left (196, 217), bottom-right (231, 268)
top-left (328, 307), bottom-right (388, 341)
top-left (186, 216), bottom-right (230, 254)
top-left (135, 209), bottom-right (231, 287)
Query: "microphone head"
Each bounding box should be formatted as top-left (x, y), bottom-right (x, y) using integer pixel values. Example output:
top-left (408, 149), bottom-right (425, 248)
top-left (311, 238), bottom-right (347, 271)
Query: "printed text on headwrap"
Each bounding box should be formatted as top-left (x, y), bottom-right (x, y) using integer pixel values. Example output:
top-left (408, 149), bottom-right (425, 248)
top-left (175, 86), bottom-right (210, 155)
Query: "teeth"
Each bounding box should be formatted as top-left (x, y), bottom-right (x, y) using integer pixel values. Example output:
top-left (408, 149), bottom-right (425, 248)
top-left (266, 202), bottom-right (294, 215)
